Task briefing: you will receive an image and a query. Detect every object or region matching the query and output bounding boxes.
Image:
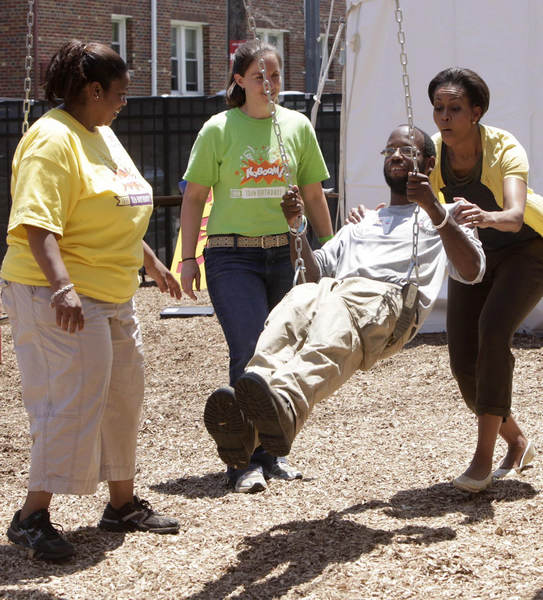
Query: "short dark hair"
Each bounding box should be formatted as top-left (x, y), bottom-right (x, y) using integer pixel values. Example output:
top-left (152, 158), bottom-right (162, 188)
top-left (225, 41), bottom-right (282, 108)
top-left (418, 127), bottom-right (436, 159)
top-left (397, 124), bottom-right (436, 158)
top-left (427, 67), bottom-right (490, 117)
top-left (44, 40), bottom-right (127, 107)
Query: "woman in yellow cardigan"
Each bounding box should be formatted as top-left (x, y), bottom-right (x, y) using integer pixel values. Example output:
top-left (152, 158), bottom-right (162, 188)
top-left (428, 67), bottom-right (543, 492)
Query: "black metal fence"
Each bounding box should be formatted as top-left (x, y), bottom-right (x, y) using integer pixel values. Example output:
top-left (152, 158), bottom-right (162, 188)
top-left (0, 93), bottom-right (341, 265)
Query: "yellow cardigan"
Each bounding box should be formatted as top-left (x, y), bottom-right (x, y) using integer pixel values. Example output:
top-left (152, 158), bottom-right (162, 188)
top-left (430, 124), bottom-right (543, 236)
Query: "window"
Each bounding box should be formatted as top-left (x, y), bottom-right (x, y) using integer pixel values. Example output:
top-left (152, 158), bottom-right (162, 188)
top-left (111, 15), bottom-right (128, 61)
top-left (171, 22), bottom-right (204, 95)
top-left (256, 29), bottom-right (285, 71)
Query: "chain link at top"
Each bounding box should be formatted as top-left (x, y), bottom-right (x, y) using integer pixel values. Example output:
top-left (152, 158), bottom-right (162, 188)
top-left (394, 1), bottom-right (417, 173)
top-left (242, 0), bottom-right (292, 187)
top-left (22, 0), bottom-right (35, 135)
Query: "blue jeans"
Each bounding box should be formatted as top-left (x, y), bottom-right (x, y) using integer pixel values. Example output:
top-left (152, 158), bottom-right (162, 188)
top-left (204, 244), bottom-right (294, 386)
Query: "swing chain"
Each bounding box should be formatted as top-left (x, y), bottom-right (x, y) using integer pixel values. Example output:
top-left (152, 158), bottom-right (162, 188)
top-left (22, 0), bottom-right (35, 135)
top-left (394, 0), bottom-right (419, 282)
top-left (394, 0), bottom-right (416, 173)
top-left (242, 0), bottom-right (306, 285)
top-left (242, 0), bottom-right (292, 188)
top-left (293, 233), bottom-right (306, 283)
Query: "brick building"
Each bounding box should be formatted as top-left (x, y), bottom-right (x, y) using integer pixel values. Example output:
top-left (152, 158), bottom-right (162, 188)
top-left (1, 1), bottom-right (345, 99)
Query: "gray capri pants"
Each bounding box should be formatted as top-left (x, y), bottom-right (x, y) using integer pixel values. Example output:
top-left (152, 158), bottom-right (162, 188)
top-left (1, 281), bottom-right (144, 495)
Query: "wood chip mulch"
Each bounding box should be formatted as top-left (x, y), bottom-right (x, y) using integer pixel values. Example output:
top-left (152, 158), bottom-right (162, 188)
top-left (1, 286), bottom-right (542, 599)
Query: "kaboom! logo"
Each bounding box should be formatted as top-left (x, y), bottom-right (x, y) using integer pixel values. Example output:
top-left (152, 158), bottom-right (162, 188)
top-left (236, 145), bottom-right (286, 185)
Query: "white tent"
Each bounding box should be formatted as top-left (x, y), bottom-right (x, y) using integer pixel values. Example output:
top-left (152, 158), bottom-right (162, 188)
top-left (343, 0), bottom-right (543, 333)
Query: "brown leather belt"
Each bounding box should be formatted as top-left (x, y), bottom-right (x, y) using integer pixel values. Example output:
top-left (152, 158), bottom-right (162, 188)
top-left (206, 233), bottom-right (289, 249)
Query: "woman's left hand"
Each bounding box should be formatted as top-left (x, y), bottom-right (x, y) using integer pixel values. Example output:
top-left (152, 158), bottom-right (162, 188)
top-left (452, 199), bottom-right (491, 229)
top-left (146, 259), bottom-right (182, 298)
top-left (143, 241), bottom-right (182, 298)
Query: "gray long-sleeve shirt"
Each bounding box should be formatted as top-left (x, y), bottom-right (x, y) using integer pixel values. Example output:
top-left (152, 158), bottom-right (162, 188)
top-left (314, 201), bottom-right (485, 329)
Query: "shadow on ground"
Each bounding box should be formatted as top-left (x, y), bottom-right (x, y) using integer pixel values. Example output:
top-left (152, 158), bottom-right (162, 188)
top-left (183, 507), bottom-right (455, 600)
top-left (407, 331), bottom-right (543, 350)
top-left (182, 478), bottom-right (538, 599)
top-left (152, 472), bottom-right (232, 499)
top-left (318, 478), bottom-right (537, 528)
top-left (0, 591), bottom-right (67, 599)
top-left (0, 526), bottom-right (125, 586)
top-left (379, 478), bottom-right (538, 524)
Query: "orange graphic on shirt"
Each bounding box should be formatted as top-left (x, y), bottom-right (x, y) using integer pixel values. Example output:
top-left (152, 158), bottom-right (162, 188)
top-left (240, 159), bottom-right (286, 185)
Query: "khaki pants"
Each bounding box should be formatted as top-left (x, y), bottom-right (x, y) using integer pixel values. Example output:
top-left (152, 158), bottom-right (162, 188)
top-left (1, 281), bottom-right (144, 495)
top-left (246, 277), bottom-right (415, 427)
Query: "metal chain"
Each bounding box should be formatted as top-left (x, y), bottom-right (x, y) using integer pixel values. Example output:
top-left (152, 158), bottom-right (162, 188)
top-left (242, 0), bottom-right (306, 284)
top-left (22, 0), bottom-right (35, 135)
top-left (293, 234), bottom-right (306, 284)
top-left (394, 0), bottom-right (416, 173)
top-left (394, 0), bottom-right (419, 282)
top-left (242, 0), bottom-right (292, 187)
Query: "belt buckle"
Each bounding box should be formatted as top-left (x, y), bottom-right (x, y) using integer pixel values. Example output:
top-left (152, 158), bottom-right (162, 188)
top-left (260, 235), bottom-right (267, 249)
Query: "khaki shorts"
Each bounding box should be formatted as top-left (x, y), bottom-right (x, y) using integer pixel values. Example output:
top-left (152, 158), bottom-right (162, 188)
top-left (1, 281), bottom-right (144, 494)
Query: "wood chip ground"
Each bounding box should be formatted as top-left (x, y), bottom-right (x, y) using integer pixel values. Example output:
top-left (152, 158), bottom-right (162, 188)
top-left (1, 286), bottom-right (542, 599)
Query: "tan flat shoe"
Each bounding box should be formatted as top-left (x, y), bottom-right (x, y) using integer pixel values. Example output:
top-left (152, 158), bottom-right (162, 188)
top-left (452, 471), bottom-right (493, 493)
top-left (493, 441), bottom-right (535, 479)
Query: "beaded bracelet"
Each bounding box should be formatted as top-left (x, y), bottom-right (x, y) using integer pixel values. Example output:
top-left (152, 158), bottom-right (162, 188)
top-left (50, 283), bottom-right (75, 307)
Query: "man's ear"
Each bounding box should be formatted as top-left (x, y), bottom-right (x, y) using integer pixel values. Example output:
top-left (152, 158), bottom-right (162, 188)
top-left (423, 156), bottom-right (436, 175)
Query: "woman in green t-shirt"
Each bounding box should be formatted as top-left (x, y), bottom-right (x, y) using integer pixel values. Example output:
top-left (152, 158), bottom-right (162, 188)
top-left (181, 41), bottom-right (333, 494)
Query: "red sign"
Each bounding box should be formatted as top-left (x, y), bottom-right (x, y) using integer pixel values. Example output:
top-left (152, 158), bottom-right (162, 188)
top-left (229, 40), bottom-right (247, 64)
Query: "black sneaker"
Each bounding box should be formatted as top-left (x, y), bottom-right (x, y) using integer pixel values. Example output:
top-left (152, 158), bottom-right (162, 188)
top-left (204, 386), bottom-right (256, 469)
top-left (98, 496), bottom-right (179, 534)
top-left (7, 509), bottom-right (75, 561)
top-left (235, 372), bottom-right (297, 457)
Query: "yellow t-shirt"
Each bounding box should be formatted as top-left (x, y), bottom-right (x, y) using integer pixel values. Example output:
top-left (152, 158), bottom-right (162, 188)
top-left (1, 108), bottom-right (153, 303)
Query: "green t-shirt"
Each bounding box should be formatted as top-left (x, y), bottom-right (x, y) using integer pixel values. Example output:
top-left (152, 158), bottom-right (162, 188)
top-left (183, 105), bottom-right (329, 236)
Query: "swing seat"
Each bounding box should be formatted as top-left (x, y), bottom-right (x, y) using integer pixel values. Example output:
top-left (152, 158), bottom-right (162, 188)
top-left (159, 306), bottom-right (214, 318)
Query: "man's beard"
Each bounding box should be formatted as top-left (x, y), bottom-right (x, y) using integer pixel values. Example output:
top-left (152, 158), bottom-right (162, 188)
top-left (383, 166), bottom-right (408, 195)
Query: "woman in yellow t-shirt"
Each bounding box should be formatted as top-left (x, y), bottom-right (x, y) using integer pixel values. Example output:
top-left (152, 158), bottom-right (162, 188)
top-left (0, 40), bottom-right (181, 561)
top-left (428, 67), bottom-right (543, 493)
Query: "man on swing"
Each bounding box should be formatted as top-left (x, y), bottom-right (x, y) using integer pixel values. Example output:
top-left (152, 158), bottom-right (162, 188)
top-left (204, 124), bottom-right (486, 470)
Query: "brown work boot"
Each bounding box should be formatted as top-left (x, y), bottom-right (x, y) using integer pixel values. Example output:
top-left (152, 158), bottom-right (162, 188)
top-left (235, 372), bottom-right (297, 457)
top-left (204, 386), bottom-right (256, 469)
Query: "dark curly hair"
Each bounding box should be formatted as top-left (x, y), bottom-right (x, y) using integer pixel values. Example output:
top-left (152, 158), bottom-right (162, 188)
top-left (428, 67), bottom-right (490, 118)
top-left (44, 40), bottom-right (127, 107)
top-left (225, 40), bottom-right (282, 108)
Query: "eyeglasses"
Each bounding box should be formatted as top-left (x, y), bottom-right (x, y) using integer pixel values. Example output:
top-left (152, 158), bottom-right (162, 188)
top-left (380, 146), bottom-right (420, 158)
